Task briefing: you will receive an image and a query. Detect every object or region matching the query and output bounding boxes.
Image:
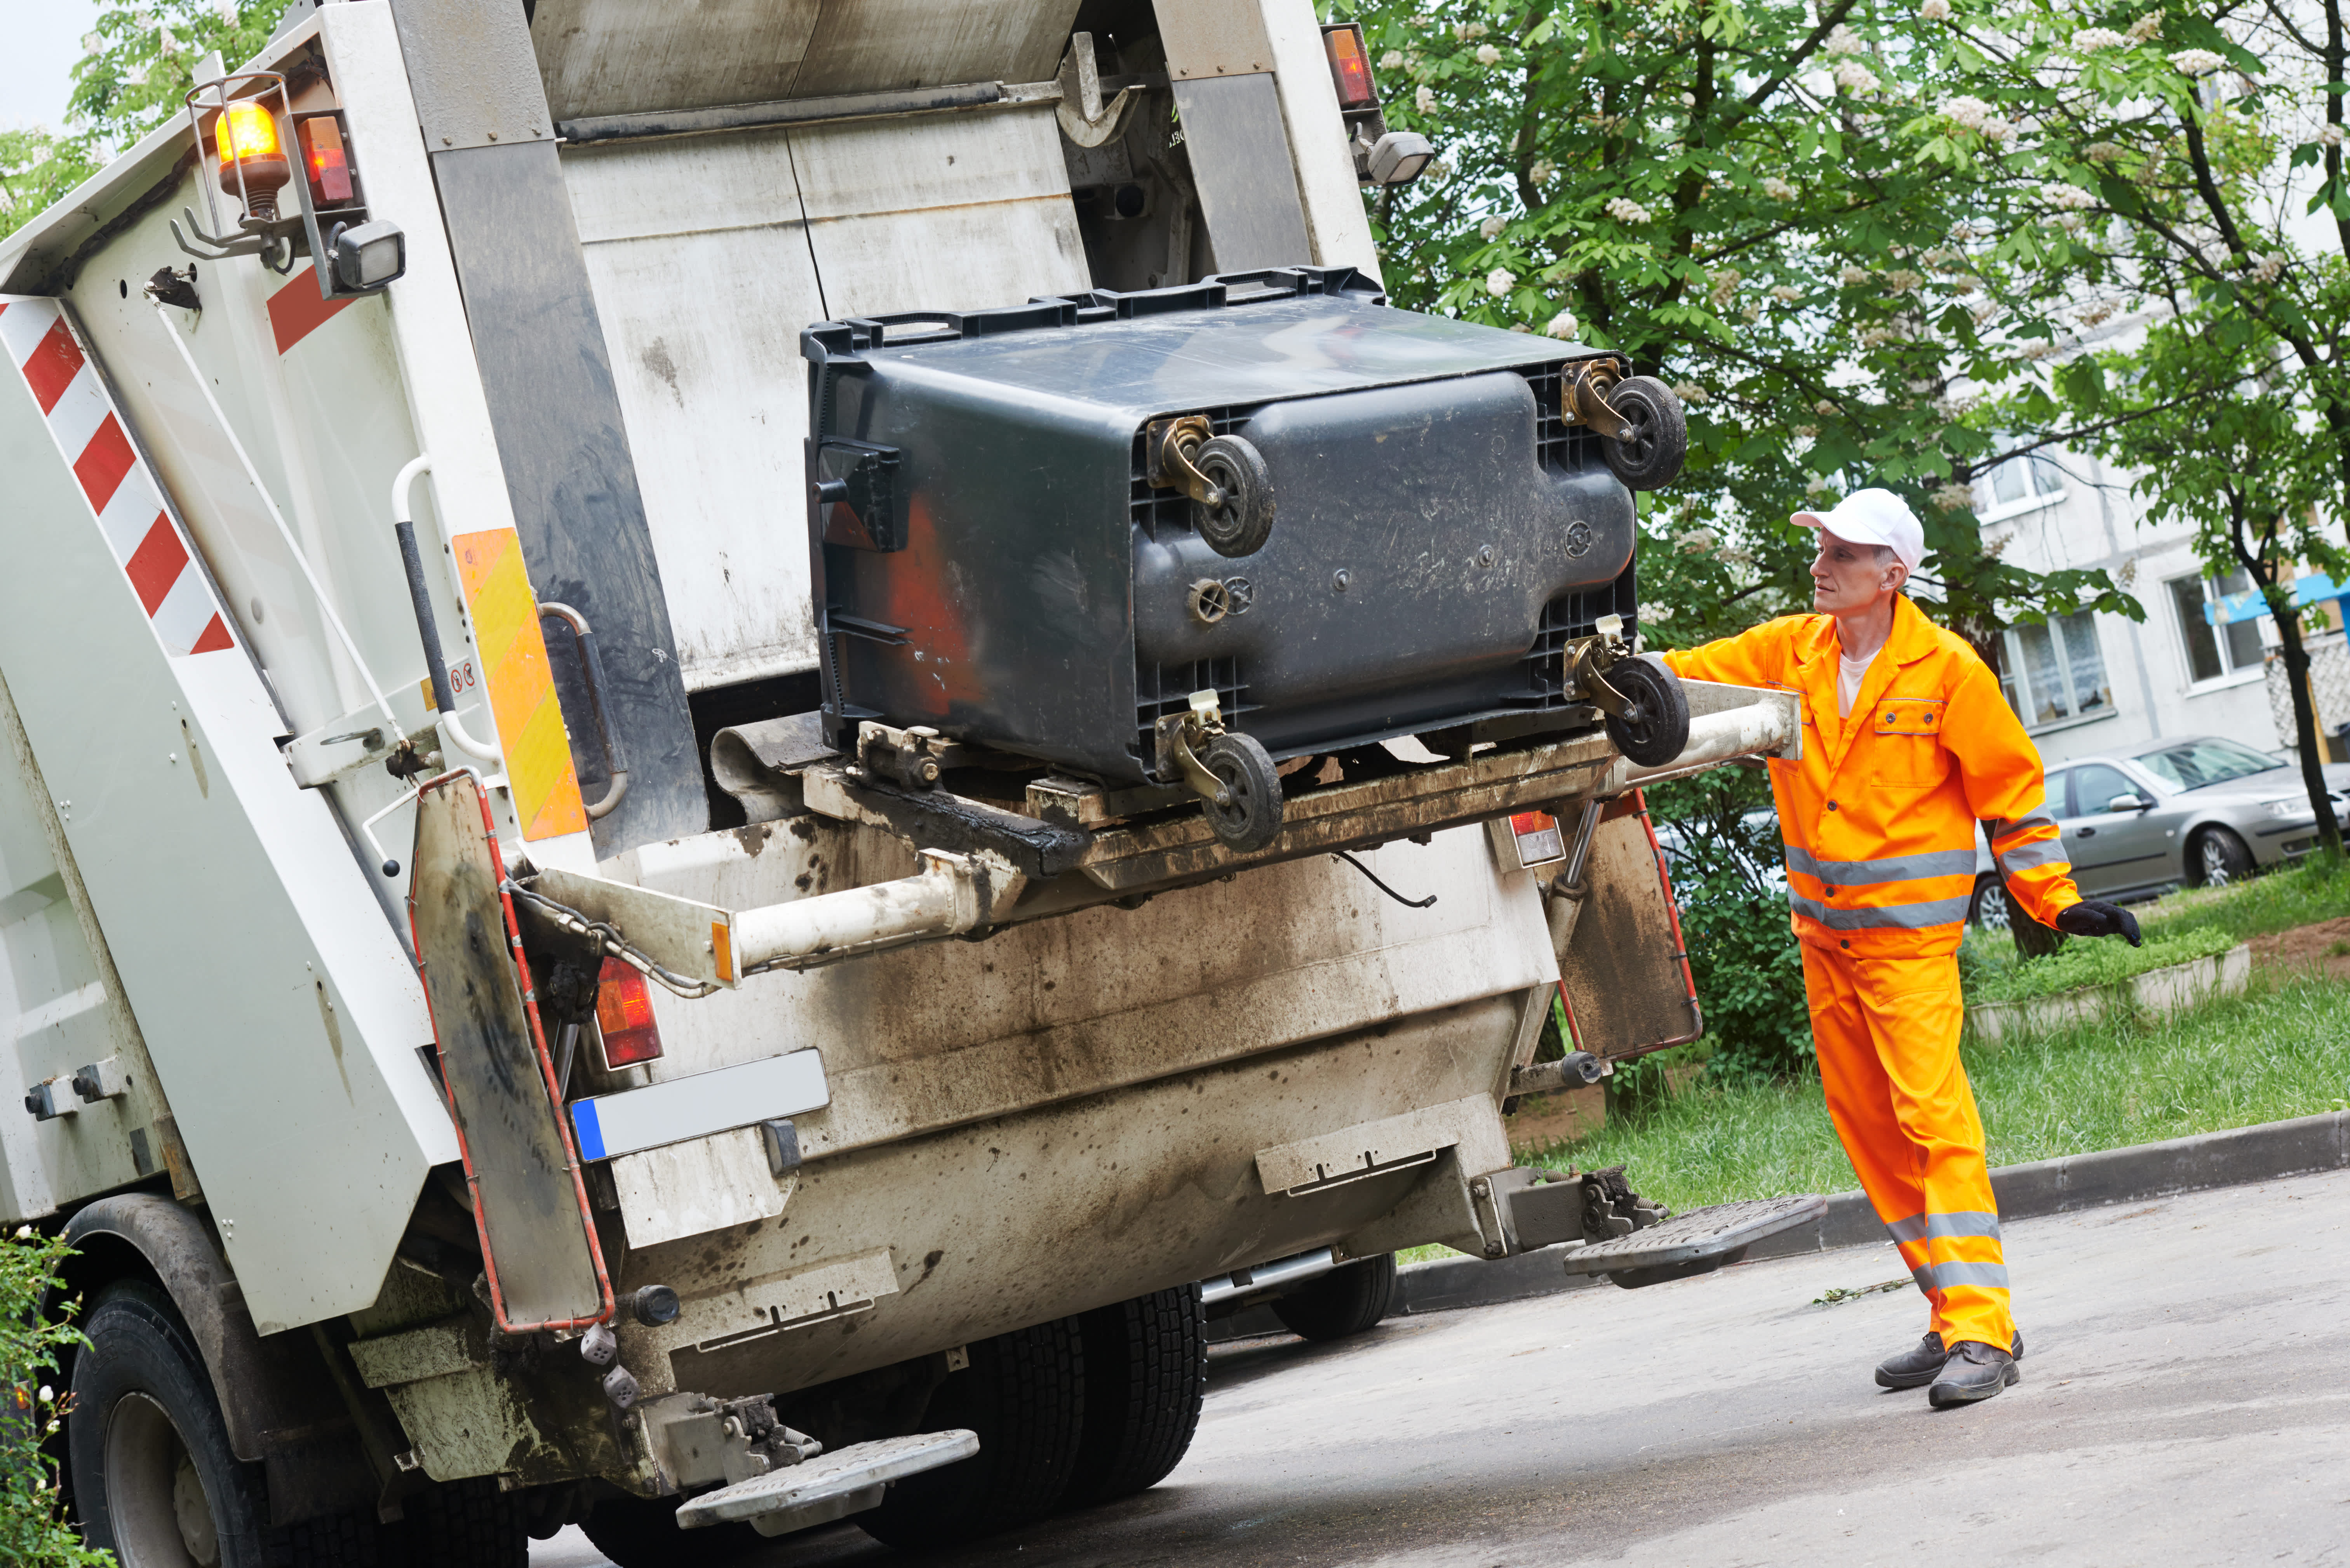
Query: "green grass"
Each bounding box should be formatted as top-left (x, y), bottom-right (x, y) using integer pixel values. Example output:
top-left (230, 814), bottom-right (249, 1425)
top-left (1961, 923), bottom-right (2239, 1004)
top-left (1509, 970), bottom-right (2350, 1216)
top-left (2135, 855), bottom-right (2350, 944)
top-left (1957, 857), bottom-right (2350, 1007)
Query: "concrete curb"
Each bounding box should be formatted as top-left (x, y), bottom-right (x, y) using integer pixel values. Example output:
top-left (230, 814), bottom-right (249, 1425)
top-left (1206, 1109), bottom-right (2350, 1337)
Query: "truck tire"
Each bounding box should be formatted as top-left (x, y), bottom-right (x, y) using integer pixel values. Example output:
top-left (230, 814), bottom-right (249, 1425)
top-left (858, 1317), bottom-right (1086, 1548)
top-left (1061, 1286), bottom-right (1207, 1509)
top-left (1269, 1254), bottom-right (1398, 1342)
top-left (70, 1279), bottom-right (271, 1568)
top-left (580, 1493), bottom-right (765, 1568)
top-left (397, 1477), bottom-right (528, 1568)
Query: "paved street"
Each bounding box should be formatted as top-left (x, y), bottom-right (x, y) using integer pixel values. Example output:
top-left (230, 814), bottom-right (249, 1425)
top-left (539, 1168), bottom-right (2350, 1567)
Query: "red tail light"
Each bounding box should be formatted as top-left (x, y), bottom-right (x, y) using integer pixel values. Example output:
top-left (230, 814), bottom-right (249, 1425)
top-left (1323, 24), bottom-right (1379, 110)
top-left (594, 957), bottom-right (664, 1067)
top-left (299, 115), bottom-right (353, 206)
top-left (1509, 810), bottom-right (1567, 866)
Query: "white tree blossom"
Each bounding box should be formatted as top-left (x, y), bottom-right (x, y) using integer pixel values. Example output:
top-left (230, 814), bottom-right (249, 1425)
top-left (1761, 175), bottom-right (1797, 200)
top-left (1476, 43), bottom-right (1502, 66)
top-left (1415, 84), bottom-right (1437, 114)
top-left (1838, 264), bottom-right (1872, 286)
top-left (1920, 0), bottom-right (1950, 19)
top-left (1485, 267), bottom-right (1516, 297)
top-left (1943, 96), bottom-right (1992, 130)
top-left (1479, 215), bottom-right (1507, 239)
top-left (1604, 195), bottom-right (1654, 224)
top-left (2070, 28), bottom-right (2129, 51)
top-left (1824, 23), bottom-right (1866, 56)
top-left (1546, 311), bottom-right (1579, 339)
top-left (2168, 48), bottom-right (2226, 74)
top-left (1833, 59), bottom-right (1881, 93)
top-left (2127, 9), bottom-right (2166, 40)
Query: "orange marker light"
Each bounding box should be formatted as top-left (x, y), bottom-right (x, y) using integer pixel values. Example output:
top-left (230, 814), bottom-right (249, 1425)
top-left (299, 116), bottom-right (353, 205)
top-left (216, 100), bottom-right (291, 221)
top-left (1323, 24), bottom-right (1378, 109)
top-left (594, 956), bottom-right (665, 1067)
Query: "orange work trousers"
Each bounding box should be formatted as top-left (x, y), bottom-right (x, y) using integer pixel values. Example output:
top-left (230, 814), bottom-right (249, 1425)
top-left (1801, 943), bottom-right (2014, 1350)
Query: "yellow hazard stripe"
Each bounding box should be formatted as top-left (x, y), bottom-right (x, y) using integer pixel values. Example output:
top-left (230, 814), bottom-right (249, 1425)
top-left (452, 528), bottom-right (587, 842)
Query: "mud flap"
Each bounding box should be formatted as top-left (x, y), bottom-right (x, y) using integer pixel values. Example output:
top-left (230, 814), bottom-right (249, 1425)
top-left (409, 770), bottom-right (613, 1332)
top-left (1553, 791), bottom-right (1702, 1062)
top-left (1558, 1194), bottom-right (1826, 1290)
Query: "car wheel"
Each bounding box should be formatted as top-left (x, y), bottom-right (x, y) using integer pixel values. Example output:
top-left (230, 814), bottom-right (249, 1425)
top-left (2191, 827), bottom-right (2254, 887)
top-left (1268, 1255), bottom-right (1398, 1342)
top-left (1967, 873), bottom-right (2012, 931)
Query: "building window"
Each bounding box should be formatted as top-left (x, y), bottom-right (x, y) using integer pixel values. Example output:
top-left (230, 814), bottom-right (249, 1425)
top-left (1998, 610), bottom-right (2113, 729)
top-left (1981, 443), bottom-right (2066, 515)
top-left (2167, 569), bottom-right (2264, 684)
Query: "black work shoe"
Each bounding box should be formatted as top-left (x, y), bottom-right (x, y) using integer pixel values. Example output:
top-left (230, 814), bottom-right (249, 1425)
top-left (1875, 1329), bottom-right (2025, 1390)
top-left (1875, 1332), bottom-right (1949, 1390)
top-left (1927, 1340), bottom-right (2021, 1408)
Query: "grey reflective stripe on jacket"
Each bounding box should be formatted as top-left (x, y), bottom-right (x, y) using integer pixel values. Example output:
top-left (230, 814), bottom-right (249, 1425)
top-left (1995, 835), bottom-right (2070, 876)
top-left (1788, 893), bottom-right (1975, 930)
top-left (1783, 846), bottom-right (1980, 886)
top-left (1989, 809), bottom-right (2058, 843)
top-left (1885, 1210), bottom-right (2003, 1245)
top-left (1910, 1259), bottom-right (2011, 1292)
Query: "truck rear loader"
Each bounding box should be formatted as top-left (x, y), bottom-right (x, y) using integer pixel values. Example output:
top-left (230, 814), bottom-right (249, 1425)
top-left (0, 1), bottom-right (1810, 1561)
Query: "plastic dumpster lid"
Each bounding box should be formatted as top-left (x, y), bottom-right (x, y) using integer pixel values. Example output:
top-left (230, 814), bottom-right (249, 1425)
top-left (799, 266), bottom-right (1594, 425)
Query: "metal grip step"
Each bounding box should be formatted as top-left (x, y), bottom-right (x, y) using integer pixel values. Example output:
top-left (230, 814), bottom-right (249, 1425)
top-left (1558, 1194), bottom-right (1828, 1289)
top-left (675, 1429), bottom-right (979, 1535)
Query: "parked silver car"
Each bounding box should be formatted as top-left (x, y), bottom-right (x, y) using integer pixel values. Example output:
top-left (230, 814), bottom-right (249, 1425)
top-left (1968, 736), bottom-right (2350, 928)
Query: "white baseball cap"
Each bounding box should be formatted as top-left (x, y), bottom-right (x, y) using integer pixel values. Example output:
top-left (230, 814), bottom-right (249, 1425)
top-left (1793, 488), bottom-right (1924, 577)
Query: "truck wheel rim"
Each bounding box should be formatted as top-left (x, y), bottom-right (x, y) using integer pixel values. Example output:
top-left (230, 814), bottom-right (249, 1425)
top-left (104, 1392), bottom-right (220, 1568)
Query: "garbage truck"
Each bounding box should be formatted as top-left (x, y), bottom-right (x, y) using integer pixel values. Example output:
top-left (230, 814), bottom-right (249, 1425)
top-left (0, 0), bottom-right (1813, 1561)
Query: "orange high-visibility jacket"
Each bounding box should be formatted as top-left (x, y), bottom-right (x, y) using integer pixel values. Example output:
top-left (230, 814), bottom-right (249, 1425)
top-left (1661, 595), bottom-right (2082, 957)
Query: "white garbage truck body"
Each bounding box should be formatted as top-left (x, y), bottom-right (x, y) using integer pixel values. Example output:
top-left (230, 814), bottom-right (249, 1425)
top-left (0, 0), bottom-right (1800, 1558)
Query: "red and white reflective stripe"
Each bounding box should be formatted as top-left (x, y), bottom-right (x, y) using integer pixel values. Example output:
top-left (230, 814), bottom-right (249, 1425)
top-left (0, 297), bottom-right (234, 657)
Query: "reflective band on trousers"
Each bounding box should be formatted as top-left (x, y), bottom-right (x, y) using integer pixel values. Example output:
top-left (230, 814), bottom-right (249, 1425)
top-left (1782, 845), bottom-right (1980, 886)
top-left (1885, 1210), bottom-right (2003, 1244)
top-left (1996, 836), bottom-right (2070, 875)
top-left (1911, 1259), bottom-right (2010, 1292)
top-left (1788, 893), bottom-right (1974, 930)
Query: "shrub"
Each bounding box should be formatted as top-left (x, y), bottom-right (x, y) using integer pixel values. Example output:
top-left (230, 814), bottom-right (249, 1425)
top-left (1644, 770), bottom-right (1813, 1084)
top-left (2, 1227), bottom-right (107, 1566)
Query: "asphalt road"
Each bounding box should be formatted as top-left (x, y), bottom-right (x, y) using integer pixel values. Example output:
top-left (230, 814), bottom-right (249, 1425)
top-left (537, 1166), bottom-right (2350, 1567)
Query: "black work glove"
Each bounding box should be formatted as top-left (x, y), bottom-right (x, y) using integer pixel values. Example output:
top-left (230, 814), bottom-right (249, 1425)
top-left (2054, 899), bottom-right (2142, 947)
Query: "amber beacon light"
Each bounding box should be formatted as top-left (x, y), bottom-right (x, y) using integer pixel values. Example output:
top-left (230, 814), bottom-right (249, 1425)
top-left (217, 101), bottom-right (291, 222)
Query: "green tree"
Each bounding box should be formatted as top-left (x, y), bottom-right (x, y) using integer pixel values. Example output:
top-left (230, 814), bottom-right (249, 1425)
top-left (1910, 0), bottom-right (2350, 854)
top-left (1, 0), bottom-right (280, 243)
top-left (1347, 0), bottom-right (2141, 663)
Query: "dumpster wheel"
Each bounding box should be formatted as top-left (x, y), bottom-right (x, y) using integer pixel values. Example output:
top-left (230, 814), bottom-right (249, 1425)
top-left (1199, 732), bottom-right (1284, 852)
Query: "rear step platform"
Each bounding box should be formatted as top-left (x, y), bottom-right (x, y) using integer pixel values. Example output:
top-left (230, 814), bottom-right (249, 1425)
top-left (675, 1429), bottom-right (979, 1537)
top-left (1560, 1194), bottom-right (1828, 1289)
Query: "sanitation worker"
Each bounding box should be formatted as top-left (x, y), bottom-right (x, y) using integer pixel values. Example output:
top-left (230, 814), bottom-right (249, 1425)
top-left (1658, 488), bottom-right (2142, 1408)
